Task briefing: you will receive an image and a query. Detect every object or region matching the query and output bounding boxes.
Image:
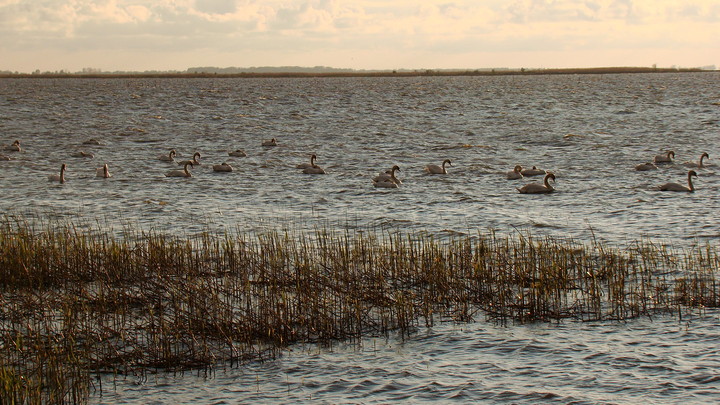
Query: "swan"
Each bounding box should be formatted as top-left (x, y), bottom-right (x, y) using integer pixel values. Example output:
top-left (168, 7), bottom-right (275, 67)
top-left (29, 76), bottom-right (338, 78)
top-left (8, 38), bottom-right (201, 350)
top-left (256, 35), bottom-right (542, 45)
top-left (72, 151), bottom-right (94, 158)
top-left (229, 149), bottom-right (247, 157)
top-left (212, 162), bottom-right (233, 172)
top-left (517, 172), bottom-right (555, 194)
top-left (5, 140), bottom-right (21, 152)
top-left (166, 162), bottom-right (193, 177)
top-left (178, 152), bottom-right (201, 166)
top-left (425, 159), bottom-right (452, 174)
top-left (96, 163), bottom-right (112, 178)
top-left (373, 165), bottom-right (401, 185)
top-left (635, 162), bottom-right (658, 171)
top-left (159, 149), bottom-right (177, 162)
top-left (262, 138), bottom-right (278, 147)
top-left (683, 152), bottom-right (709, 168)
top-left (296, 154), bottom-right (318, 169)
top-left (521, 166), bottom-right (546, 176)
top-left (660, 170), bottom-right (697, 192)
top-left (49, 164), bottom-right (67, 183)
top-left (506, 165), bottom-right (523, 180)
top-left (83, 139), bottom-right (101, 145)
top-left (654, 150), bottom-right (675, 163)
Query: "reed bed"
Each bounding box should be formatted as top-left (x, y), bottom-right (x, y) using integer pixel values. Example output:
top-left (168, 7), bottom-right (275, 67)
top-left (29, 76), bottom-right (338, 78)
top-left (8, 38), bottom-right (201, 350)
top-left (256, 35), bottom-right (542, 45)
top-left (0, 216), bottom-right (718, 403)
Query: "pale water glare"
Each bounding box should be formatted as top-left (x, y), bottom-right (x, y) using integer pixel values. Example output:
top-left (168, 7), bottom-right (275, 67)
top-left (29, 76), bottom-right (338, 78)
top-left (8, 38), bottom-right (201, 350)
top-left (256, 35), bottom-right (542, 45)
top-left (1, 73), bottom-right (719, 403)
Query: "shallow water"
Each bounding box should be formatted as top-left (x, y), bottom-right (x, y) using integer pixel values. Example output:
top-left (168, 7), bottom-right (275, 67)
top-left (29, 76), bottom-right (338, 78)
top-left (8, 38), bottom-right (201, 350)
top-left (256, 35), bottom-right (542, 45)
top-left (1, 73), bottom-right (720, 403)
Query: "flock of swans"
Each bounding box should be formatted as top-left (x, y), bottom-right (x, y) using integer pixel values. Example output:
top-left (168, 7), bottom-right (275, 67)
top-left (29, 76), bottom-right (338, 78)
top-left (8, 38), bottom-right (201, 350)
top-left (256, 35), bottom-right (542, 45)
top-left (1, 139), bottom-right (709, 195)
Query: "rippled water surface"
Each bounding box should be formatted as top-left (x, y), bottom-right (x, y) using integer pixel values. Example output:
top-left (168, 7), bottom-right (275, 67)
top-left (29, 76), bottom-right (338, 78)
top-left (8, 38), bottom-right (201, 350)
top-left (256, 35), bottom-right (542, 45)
top-left (1, 73), bottom-right (720, 403)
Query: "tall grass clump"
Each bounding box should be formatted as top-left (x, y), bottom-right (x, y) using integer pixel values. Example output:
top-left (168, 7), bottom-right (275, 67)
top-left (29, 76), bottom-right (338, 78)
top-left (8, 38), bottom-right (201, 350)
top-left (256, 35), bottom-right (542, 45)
top-left (0, 215), bottom-right (717, 403)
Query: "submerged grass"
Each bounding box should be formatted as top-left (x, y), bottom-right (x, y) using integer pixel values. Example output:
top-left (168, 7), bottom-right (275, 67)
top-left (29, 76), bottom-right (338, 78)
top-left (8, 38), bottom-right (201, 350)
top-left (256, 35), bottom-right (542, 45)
top-left (1, 215), bottom-right (718, 403)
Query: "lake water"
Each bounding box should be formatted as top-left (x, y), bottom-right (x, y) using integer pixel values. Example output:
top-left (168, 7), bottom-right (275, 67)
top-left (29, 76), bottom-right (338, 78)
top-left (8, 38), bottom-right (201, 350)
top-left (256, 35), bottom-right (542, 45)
top-left (1, 73), bottom-right (719, 403)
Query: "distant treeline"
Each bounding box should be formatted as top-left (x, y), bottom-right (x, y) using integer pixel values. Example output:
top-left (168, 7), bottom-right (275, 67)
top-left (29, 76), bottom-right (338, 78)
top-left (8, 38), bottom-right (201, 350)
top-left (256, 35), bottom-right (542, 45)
top-left (0, 66), bottom-right (713, 79)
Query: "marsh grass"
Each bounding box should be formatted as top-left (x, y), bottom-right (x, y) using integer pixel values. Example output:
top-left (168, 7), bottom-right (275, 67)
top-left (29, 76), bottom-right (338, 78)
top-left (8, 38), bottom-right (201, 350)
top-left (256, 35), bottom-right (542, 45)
top-left (1, 215), bottom-right (718, 403)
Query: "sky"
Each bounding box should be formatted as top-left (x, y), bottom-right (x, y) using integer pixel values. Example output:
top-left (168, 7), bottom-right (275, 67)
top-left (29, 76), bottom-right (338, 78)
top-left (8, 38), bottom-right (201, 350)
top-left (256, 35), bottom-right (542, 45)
top-left (1, 0), bottom-right (719, 73)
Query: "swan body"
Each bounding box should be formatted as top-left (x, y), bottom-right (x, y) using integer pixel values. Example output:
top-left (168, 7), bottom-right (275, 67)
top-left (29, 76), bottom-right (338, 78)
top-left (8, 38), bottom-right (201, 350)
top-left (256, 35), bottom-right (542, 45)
top-left (303, 165), bottom-right (326, 174)
top-left (683, 152), bottom-right (709, 168)
top-left (166, 162), bottom-right (193, 177)
top-left (83, 139), bottom-right (101, 145)
top-left (660, 170), bottom-right (697, 192)
top-left (72, 151), bottom-right (94, 158)
top-left (96, 164), bottom-right (112, 178)
top-left (506, 165), bottom-right (523, 180)
top-left (159, 149), bottom-right (177, 162)
top-left (49, 164), bottom-right (67, 183)
top-left (178, 152), bottom-right (201, 166)
top-left (521, 166), bottom-right (546, 176)
top-left (5, 140), bottom-right (21, 152)
top-left (373, 180), bottom-right (399, 188)
top-left (229, 149), bottom-right (247, 157)
top-left (425, 159), bottom-right (452, 174)
top-left (262, 138), bottom-right (278, 147)
top-left (373, 165), bottom-right (401, 185)
top-left (517, 173), bottom-right (555, 194)
top-left (654, 150), bottom-right (675, 163)
top-left (0, 154), bottom-right (12, 161)
top-left (213, 162), bottom-right (233, 172)
top-left (635, 162), bottom-right (658, 171)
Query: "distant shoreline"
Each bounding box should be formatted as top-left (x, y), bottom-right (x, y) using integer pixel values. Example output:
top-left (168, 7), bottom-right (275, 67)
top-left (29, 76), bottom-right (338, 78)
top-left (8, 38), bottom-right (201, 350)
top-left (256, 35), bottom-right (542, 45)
top-left (0, 66), bottom-right (714, 79)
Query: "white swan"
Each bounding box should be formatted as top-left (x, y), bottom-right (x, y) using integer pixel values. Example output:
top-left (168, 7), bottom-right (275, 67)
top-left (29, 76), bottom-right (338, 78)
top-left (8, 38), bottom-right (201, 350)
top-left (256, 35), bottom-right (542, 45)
top-left (683, 152), bottom-right (709, 168)
top-left (72, 151), bottom-right (94, 158)
top-left (95, 163), bottom-right (112, 178)
top-left (49, 164), bottom-right (67, 183)
top-left (635, 162), bottom-right (658, 171)
top-left (425, 159), bottom-right (452, 174)
top-left (660, 170), bottom-right (697, 192)
top-left (262, 138), bottom-right (278, 147)
top-left (166, 162), bottom-right (193, 177)
top-left (212, 162), bottom-right (233, 172)
top-left (373, 165), bottom-right (401, 185)
top-left (5, 140), bottom-right (21, 152)
top-left (159, 149), bottom-right (177, 162)
top-left (506, 165), bottom-right (523, 180)
top-left (229, 149), bottom-right (247, 157)
top-left (521, 166), bottom-right (546, 176)
top-left (178, 152), bottom-right (201, 166)
top-left (654, 150), bottom-right (675, 163)
top-left (517, 172), bottom-right (555, 194)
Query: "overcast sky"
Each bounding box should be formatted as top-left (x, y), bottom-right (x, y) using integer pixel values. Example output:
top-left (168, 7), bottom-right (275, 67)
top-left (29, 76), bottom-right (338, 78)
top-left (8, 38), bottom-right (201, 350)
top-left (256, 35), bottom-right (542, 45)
top-left (1, 0), bottom-right (718, 73)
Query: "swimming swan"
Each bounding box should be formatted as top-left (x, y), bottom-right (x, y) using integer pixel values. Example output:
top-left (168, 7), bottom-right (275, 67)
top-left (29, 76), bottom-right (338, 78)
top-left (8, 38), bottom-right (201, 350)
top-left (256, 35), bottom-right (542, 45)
top-left (159, 149), bottom-right (177, 162)
top-left (654, 150), bottom-right (675, 163)
top-left (425, 159), bottom-right (452, 174)
top-left (229, 149), bottom-right (247, 157)
top-left (660, 170), bottom-right (697, 192)
top-left (262, 138), bottom-right (278, 147)
top-left (49, 164), bottom-right (67, 183)
top-left (178, 152), bottom-right (201, 166)
top-left (683, 152), bottom-right (709, 168)
top-left (96, 164), bottom-right (112, 178)
top-left (506, 165), bottom-right (523, 180)
top-left (521, 166), bottom-right (546, 176)
top-left (5, 140), bottom-right (21, 152)
top-left (635, 162), bottom-right (658, 171)
top-left (166, 162), bottom-right (193, 177)
top-left (373, 165), bottom-right (401, 185)
top-left (297, 154), bottom-right (318, 169)
top-left (212, 162), bottom-right (233, 172)
top-left (517, 172), bottom-right (555, 194)
top-left (302, 155), bottom-right (326, 174)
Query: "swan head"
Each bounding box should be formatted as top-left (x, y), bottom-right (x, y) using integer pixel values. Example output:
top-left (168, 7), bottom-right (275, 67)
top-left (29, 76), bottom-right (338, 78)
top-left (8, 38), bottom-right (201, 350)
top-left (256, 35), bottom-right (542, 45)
top-left (545, 172), bottom-right (556, 182)
top-left (668, 150), bottom-right (675, 158)
top-left (701, 152), bottom-right (709, 160)
top-left (443, 159), bottom-right (452, 166)
top-left (392, 165), bottom-right (400, 172)
top-left (170, 149), bottom-right (177, 157)
top-left (689, 170), bottom-right (698, 178)
top-left (13, 140), bottom-right (20, 146)
top-left (193, 152), bottom-right (201, 159)
top-left (514, 165), bottom-right (523, 172)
